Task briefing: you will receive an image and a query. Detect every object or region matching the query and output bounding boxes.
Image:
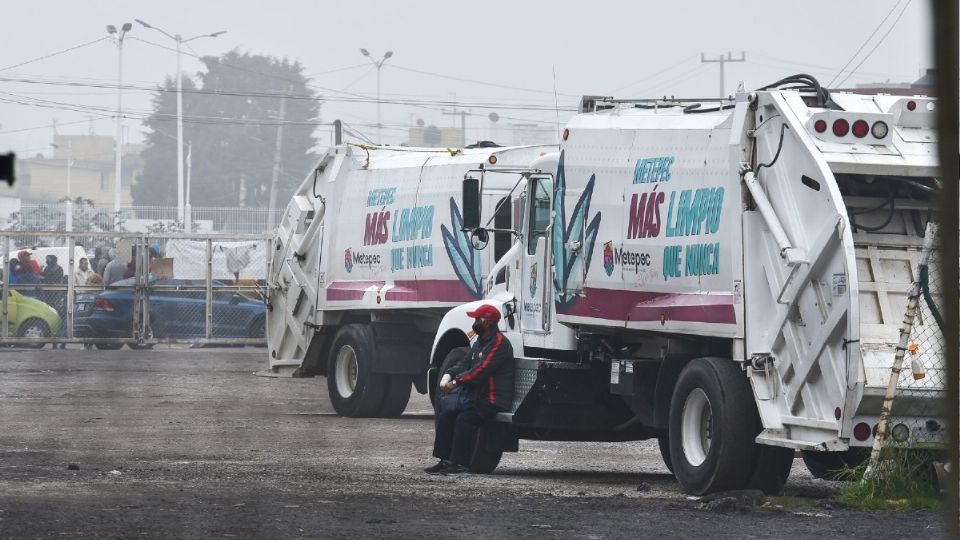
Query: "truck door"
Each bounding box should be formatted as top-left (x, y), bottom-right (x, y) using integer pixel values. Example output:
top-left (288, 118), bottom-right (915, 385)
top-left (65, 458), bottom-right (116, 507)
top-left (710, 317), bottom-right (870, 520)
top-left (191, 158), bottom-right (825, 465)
top-left (520, 174), bottom-right (553, 333)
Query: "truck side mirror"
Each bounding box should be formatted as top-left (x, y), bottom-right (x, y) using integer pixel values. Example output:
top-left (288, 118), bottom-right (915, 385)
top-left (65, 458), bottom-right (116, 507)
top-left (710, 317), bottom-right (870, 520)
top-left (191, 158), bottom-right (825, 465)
top-left (462, 177), bottom-right (481, 230)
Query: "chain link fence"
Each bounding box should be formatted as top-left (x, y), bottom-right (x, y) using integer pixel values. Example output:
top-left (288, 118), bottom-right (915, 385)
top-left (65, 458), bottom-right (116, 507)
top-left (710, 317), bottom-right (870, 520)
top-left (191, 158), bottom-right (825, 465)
top-left (1, 231), bottom-right (270, 349)
top-left (878, 224), bottom-right (947, 449)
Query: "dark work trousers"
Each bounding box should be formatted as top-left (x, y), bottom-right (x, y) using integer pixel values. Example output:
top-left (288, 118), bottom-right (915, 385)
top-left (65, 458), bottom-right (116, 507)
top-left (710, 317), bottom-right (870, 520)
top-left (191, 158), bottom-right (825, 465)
top-left (432, 387), bottom-right (500, 466)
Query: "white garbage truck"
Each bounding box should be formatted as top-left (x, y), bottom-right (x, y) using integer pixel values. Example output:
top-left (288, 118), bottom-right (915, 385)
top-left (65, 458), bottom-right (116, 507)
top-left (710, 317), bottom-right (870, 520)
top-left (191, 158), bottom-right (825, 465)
top-left (265, 142), bottom-right (555, 417)
top-left (431, 75), bottom-right (946, 494)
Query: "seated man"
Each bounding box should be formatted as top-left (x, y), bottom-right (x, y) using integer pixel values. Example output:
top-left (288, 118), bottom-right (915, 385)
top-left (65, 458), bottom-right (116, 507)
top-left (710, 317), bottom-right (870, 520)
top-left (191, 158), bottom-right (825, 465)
top-left (425, 303), bottom-right (514, 475)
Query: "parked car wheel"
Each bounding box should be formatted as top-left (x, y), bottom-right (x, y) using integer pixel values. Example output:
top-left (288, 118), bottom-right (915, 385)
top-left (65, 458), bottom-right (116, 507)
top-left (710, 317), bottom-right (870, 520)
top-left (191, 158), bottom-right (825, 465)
top-left (17, 318), bottom-right (50, 349)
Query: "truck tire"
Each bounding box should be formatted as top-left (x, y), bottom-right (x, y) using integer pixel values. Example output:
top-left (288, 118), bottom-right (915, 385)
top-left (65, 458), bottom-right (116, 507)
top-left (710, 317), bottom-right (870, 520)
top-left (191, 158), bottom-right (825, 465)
top-left (379, 375), bottom-right (413, 418)
top-left (668, 358), bottom-right (757, 495)
top-left (801, 448), bottom-right (869, 480)
top-left (748, 444), bottom-right (794, 494)
top-left (327, 325), bottom-right (387, 417)
top-left (469, 426), bottom-right (503, 474)
top-left (658, 436), bottom-right (674, 473)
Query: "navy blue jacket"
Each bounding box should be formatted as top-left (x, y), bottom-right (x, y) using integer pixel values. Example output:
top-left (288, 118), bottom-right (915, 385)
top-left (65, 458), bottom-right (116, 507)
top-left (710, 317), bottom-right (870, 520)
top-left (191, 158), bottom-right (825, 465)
top-left (445, 331), bottom-right (514, 410)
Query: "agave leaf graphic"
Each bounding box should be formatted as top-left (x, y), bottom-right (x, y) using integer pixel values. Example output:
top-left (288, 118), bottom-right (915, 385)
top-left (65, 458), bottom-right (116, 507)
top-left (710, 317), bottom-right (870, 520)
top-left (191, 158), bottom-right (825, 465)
top-left (552, 151), bottom-right (602, 308)
top-left (441, 197), bottom-right (483, 299)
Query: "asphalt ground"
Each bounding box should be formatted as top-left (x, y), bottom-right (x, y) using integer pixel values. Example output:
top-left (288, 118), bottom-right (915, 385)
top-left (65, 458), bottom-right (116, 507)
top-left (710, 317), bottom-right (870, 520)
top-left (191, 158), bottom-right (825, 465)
top-left (0, 347), bottom-right (945, 539)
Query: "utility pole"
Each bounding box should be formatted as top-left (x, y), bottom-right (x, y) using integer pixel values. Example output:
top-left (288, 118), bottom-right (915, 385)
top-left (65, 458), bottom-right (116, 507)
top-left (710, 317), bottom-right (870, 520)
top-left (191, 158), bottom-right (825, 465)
top-left (359, 48), bottom-right (394, 144)
top-left (266, 90), bottom-right (289, 231)
top-left (107, 23), bottom-right (133, 227)
top-left (700, 52), bottom-right (746, 97)
top-left (184, 141), bottom-right (192, 233)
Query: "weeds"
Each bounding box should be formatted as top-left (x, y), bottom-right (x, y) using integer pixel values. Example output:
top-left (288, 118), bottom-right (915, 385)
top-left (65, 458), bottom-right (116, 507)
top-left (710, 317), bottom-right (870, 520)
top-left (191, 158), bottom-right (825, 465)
top-left (835, 448), bottom-right (943, 510)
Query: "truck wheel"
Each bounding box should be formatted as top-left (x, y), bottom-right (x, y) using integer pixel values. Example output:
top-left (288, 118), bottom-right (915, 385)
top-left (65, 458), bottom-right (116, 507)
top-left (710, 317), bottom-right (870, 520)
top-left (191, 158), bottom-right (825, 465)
top-left (748, 444), bottom-right (794, 494)
top-left (801, 448), bottom-right (869, 480)
top-left (668, 358), bottom-right (757, 495)
top-left (379, 375), bottom-right (413, 418)
top-left (468, 426), bottom-right (503, 474)
top-left (658, 436), bottom-right (674, 473)
top-left (327, 325), bottom-right (387, 417)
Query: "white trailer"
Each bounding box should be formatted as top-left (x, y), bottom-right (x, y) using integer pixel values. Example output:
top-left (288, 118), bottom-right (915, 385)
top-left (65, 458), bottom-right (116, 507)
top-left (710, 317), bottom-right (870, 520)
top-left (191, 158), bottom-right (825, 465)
top-left (432, 75), bottom-right (946, 494)
top-left (266, 143), bottom-right (555, 417)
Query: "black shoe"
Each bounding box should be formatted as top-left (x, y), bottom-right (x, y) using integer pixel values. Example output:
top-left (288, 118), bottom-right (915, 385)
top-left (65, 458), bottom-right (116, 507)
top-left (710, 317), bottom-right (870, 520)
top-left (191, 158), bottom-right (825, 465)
top-left (440, 464), bottom-right (472, 475)
top-left (424, 460), bottom-right (451, 474)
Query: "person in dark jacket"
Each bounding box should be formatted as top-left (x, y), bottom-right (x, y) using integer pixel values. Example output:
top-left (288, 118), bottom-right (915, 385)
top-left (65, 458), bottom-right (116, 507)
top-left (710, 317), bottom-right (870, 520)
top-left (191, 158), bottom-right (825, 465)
top-left (425, 303), bottom-right (514, 475)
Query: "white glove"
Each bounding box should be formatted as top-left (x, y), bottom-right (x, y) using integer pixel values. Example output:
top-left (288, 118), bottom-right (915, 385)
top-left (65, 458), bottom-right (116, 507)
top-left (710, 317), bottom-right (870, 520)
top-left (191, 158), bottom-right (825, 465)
top-left (440, 373), bottom-right (452, 387)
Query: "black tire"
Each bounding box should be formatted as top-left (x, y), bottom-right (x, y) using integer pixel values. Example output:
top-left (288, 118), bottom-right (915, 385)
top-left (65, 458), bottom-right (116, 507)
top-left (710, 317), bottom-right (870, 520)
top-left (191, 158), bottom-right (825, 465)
top-left (95, 343), bottom-right (123, 350)
top-left (326, 325), bottom-right (388, 418)
top-left (658, 436), bottom-right (674, 473)
top-left (668, 358), bottom-right (758, 495)
top-left (17, 318), bottom-right (50, 349)
top-left (379, 375), bottom-right (413, 418)
top-left (801, 448), bottom-right (869, 481)
top-left (748, 444), bottom-right (795, 495)
top-left (431, 347), bottom-right (470, 410)
top-left (468, 426), bottom-right (503, 474)
top-left (128, 343), bottom-right (155, 350)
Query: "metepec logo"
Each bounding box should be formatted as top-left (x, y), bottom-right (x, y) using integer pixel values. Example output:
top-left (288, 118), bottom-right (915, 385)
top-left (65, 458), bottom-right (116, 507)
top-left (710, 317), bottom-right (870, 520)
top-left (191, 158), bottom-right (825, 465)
top-left (344, 248), bottom-right (381, 273)
top-left (602, 241), bottom-right (652, 274)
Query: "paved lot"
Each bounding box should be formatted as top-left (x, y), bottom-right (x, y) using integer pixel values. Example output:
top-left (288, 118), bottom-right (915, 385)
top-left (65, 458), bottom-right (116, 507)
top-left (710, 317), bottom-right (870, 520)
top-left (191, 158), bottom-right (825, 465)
top-left (0, 348), bottom-right (944, 539)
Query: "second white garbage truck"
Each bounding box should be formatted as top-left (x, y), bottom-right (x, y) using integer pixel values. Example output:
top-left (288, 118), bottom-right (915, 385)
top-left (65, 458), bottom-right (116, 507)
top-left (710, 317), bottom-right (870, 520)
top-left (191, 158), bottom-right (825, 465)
top-left (429, 75), bottom-right (946, 494)
top-left (265, 142), bottom-right (555, 417)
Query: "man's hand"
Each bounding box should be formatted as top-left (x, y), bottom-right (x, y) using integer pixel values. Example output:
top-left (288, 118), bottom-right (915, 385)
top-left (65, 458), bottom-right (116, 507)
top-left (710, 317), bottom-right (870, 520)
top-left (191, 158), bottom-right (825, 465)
top-left (441, 381), bottom-right (457, 396)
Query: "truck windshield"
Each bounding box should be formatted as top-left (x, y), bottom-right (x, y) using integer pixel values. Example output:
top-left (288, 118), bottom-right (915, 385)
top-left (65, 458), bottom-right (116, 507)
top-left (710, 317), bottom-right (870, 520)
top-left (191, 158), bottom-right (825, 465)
top-left (527, 177), bottom-right (552, 255)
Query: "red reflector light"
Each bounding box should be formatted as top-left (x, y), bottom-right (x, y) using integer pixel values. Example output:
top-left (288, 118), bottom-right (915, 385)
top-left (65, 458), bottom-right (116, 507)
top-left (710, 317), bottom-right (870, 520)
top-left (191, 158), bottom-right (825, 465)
top-left (814, 119), bottom-right (827, 133)
top-left (834, 407), bottom-right (842, 420)
top-left (906, 100), bottom-right (917, 111)
top-left (851, 120), bottom-right (869, 138)
top-left (853, 422), bottom-right (871, 441)
top-left (832, 118), bottom-right (849, 137)
top-left (94, 298), bottom-right (114, 312)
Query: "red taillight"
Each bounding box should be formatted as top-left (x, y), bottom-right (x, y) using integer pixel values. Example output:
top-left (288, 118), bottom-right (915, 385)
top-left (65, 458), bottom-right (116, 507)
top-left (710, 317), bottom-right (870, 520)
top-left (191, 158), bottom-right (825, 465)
top-left (851, 120), bottom-right (869, 138)
top-left (906, 100), bottom-right (917, 111)
top-left (94, 298), bottom-right (114, 312)
top-left (834, 407), bottom-right (842, 420)
top-left (832, 118), bottom-right (850, 137)
top-left (814, 119), bottom-right (827, 133)
top-left (853, 422), bottom-right (871, 441)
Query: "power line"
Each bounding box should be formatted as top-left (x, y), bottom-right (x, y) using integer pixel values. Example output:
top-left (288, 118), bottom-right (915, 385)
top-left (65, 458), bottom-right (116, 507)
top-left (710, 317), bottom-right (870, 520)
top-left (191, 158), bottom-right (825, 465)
top-left (0, 37), bottom-right (110, 72)
top-left (612, 55), bottom-right (699, 94)
top-left (835, 0), bottom-right (913, 87)
top-left (387, 64), bottom-right (580, 97)
top-left (0, 75), bottom-right (576, 112)
top-left (828, 0), bottom-right (907, 87)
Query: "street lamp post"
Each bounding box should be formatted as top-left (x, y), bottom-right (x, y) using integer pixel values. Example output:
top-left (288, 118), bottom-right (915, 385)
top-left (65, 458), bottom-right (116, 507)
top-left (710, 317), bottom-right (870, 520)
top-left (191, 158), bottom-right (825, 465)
top-left (359, 48), bottom-right (393, 144)
top-left (135, 19), bottom-right (225, 225)
top-left (107, 23), bottom-right (132, 227)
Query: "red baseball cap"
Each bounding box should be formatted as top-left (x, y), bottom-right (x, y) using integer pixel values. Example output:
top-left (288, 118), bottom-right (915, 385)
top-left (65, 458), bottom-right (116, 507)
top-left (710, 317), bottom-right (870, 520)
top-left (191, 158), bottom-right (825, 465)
top-left (466, 303), bottom-right (501, 323)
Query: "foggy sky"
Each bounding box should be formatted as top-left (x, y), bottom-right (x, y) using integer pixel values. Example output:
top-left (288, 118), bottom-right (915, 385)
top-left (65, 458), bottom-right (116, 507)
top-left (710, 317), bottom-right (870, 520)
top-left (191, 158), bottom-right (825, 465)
top-left (0, 0), bottom-right (935, 156)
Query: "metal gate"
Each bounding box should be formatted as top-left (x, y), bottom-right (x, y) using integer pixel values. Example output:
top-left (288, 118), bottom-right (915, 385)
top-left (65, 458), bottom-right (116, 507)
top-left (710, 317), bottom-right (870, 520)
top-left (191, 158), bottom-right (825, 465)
top-left (1, 231), bottom-right (270, 348)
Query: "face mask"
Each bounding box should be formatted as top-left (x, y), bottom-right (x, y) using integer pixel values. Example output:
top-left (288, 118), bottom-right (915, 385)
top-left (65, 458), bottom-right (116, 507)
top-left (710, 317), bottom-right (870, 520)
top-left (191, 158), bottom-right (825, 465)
top-left (471, 320), bottom-right (486, 335)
